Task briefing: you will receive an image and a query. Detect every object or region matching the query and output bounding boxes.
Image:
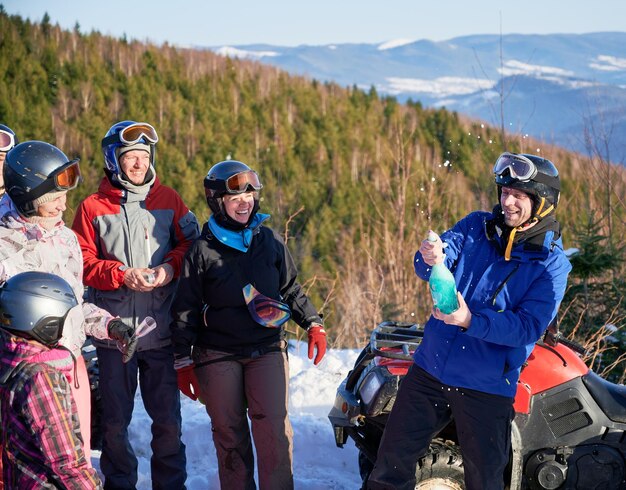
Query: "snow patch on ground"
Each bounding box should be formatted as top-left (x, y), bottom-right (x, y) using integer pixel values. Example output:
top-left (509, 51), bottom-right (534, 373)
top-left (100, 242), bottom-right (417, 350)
top-left (91, 341), bottom-right (363, 489)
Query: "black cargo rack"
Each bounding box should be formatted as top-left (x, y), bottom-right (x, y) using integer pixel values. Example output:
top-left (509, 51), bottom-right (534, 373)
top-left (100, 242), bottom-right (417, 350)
top-left (370, 321), bottom-right (424, 361)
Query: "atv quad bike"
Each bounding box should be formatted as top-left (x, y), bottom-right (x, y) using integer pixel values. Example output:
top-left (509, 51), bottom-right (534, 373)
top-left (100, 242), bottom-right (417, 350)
top-left (328, 321), bottom-right (626, 489)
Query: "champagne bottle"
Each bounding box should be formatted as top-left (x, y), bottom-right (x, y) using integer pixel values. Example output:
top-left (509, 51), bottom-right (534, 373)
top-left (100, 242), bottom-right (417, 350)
top-left (427, 231), bottom-right (459, 314)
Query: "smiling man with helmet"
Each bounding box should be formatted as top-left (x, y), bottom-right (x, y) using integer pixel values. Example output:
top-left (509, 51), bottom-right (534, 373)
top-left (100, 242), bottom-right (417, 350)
top-left (72, 121), bottom-right (199, 489)
top-left (368, 152), bottom-right (571, 490)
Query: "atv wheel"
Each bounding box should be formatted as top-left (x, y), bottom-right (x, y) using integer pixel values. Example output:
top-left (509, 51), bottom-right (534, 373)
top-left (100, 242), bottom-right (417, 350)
top-left (415, 439), bottom-right (464, 489)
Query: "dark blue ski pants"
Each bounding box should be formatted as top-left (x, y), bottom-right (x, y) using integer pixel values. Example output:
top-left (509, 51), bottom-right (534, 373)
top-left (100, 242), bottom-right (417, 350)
top-left (96, 346), bottom-right (187, 490)
top-left (368, 364), bottom-right (514, 490)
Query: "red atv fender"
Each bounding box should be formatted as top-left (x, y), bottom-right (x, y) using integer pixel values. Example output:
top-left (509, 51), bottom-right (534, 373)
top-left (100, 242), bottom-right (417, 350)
top-left (514, 342), bottom-right (589, 414)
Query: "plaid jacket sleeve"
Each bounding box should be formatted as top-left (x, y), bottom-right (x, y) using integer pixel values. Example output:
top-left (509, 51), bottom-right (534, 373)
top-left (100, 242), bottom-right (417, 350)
top-left (17, 368), bottom-right (102, 489)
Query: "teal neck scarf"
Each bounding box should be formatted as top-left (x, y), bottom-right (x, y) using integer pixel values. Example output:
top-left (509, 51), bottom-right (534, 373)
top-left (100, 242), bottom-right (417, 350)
top-left (208, 213), bottom-right (270, 252)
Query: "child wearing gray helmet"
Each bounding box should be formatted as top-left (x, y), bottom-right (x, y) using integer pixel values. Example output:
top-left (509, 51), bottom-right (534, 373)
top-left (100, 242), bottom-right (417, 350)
top-left (0, 271), bottom-right (102, 489)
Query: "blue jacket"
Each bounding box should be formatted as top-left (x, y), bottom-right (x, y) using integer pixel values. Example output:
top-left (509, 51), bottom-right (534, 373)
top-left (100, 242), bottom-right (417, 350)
top-left (413, 211), bottom-right (572, 397)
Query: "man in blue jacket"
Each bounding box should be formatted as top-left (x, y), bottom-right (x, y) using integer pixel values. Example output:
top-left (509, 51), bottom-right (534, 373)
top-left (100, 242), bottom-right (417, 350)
top-left (368, 152), bottom-right (572, 490)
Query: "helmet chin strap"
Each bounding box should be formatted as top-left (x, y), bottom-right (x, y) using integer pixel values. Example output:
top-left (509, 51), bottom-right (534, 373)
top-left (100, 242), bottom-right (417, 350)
top-left (534, 197), bottom-right (554, 219)
top-left (504, 220), bottom-right (538, 261)
top-left (503, 227), bottom-right (517, 261)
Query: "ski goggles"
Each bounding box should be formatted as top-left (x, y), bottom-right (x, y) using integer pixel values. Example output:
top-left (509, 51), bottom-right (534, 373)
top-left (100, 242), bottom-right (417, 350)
top-left (0, 129), bottom-right (16, 152)
top-left (52, 159), bottom-right (82, 190)
top-left (35, 159), bottom-right (82, 198)
top-left (102, 122), bottom-right (159, 148)
top-left (243, 283), bottom-right (291, 328)
top-left (493, 152), bottom-right (537, 181)
top-left (117, 122), bottom-right (158, 145)
top-left (225, 171), bottom-right (263, 194)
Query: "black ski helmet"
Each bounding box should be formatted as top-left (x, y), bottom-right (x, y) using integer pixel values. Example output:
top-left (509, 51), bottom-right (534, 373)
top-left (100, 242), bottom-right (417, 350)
top-left (203, 160), bottom-right (262, 228)
top-left (0, 124), bottom-right (18, 151)
top-left (494, 152), bottom-right (561, 219)
top-left (0, 271), bottom-right (78, 346)
top-left (4, 141), bottom-right (82, 217)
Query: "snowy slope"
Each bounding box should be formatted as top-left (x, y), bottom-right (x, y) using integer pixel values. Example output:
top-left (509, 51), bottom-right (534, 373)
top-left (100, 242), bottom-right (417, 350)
top-left (91, 341), bottom-right (363, 489)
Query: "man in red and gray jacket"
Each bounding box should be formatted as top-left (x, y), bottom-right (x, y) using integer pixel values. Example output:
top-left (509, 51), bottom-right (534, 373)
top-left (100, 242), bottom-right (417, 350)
top-left (72, 120), bottom-right (199, 489)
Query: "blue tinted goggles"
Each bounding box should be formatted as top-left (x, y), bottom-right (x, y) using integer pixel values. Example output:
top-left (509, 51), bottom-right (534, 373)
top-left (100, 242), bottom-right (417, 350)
top-left (493, 152), bottom-right (537, 181)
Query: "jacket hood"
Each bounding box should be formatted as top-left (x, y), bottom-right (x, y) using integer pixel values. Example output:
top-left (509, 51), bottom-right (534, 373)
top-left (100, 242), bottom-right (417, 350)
top-left (98, 173), bottom-right (161, 198)
top-left (0, 329), bottom-right (74, 384)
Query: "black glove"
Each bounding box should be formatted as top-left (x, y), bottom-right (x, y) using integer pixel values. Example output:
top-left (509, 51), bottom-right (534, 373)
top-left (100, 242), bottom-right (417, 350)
top-left (108, 319), bottom-right (137, 363)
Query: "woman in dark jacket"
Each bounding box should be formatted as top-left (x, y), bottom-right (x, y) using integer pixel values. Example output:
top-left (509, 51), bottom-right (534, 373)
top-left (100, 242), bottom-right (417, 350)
top-left (171, 160), bottom-right (326, 490)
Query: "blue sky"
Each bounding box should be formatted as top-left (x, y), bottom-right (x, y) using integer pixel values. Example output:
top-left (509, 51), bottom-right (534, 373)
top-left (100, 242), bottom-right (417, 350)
top-left (4, 0), bottom-right (626, 47)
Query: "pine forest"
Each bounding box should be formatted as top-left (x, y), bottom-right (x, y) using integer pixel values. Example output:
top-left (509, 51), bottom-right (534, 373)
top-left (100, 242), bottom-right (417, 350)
top-left (1, 10), bottom-right (625, 380)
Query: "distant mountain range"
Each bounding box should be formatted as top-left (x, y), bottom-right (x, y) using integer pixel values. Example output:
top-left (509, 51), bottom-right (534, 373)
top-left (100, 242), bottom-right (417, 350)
top-left (205, 33), bottom-right (626, 161)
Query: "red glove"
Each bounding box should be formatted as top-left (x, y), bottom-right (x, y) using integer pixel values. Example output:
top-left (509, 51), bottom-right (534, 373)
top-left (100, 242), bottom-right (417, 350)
top-left (307, 324), bottom-right (327, 365)
top-left (175, 362), bottom-right (200, 401)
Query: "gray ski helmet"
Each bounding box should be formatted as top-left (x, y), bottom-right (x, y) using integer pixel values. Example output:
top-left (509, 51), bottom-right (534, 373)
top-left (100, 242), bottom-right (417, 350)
top-left (0, 124), bottom-right (18, 151)
top-left (4, 141), bottom-right (81, 217)
top-left (0, 271), bottom-right (78, 346)
top-left (203, 160), bottom-right (262, 216)
top-left (494, 152), bottom-right (561, 218)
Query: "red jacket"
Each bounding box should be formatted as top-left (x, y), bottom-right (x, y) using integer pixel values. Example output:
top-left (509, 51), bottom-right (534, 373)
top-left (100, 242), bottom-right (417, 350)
top-left (72, 176), bottom-right (199, 350)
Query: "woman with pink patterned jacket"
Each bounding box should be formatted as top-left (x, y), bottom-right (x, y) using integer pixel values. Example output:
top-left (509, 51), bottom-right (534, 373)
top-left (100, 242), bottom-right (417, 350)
top-left (0, 141), bottom-right (135, 468)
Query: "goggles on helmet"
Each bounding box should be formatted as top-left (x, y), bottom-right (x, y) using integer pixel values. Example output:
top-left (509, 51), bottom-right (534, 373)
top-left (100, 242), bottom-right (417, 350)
top-left (102, 122), bottom-right (159, 147)
top-left (225, 171), bottom-right (262, 194)
top-left (31, 158), bottom-right (83, 200)
top-left (493, 152), bottom-right (537, 181)
top-left (51, 159), bottom-right (82, 190)
top-left (0, 129), bottom-right (16, 152)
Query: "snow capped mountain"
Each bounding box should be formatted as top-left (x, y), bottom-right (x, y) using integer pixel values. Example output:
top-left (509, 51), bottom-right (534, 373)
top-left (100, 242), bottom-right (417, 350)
top-left (384, 76), bottom-right (493, 97)
top-left (214, 46), bottom-right (280, 59)
top-left (203, 33), bottom-right (626, 160)
top-left (591, 54), bottom-right (626, 73)
top-left (377, 38), bottom-right (416, 50)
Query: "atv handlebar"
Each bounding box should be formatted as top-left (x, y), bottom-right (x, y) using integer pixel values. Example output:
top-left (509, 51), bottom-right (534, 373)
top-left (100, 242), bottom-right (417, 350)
top-left (543, 327), bottom-right (587, 356)
top-left (554, 333), bottom-right (587, 356)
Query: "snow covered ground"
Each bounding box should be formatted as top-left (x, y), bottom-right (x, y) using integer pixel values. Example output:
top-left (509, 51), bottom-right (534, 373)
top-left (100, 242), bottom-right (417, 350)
top-left (91, 341), bottom-right (363, 489)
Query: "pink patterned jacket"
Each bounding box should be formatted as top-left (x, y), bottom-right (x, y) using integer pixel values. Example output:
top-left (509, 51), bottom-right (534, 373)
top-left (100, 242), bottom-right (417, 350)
top-left (0, 331), bottom-right (102, 488)
top-left (0, 197), bottom-right (113, 355)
